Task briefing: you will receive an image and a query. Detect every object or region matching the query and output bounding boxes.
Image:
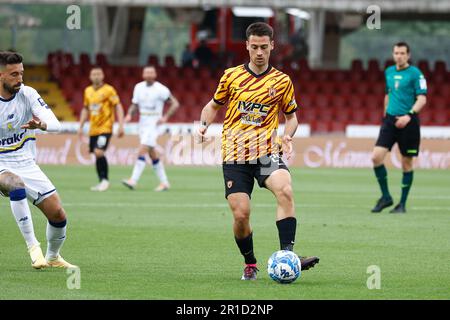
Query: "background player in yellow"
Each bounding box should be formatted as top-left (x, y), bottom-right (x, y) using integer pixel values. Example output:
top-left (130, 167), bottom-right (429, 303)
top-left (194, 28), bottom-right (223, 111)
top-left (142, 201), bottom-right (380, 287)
top-left (78, 67), bottom-right (125, 191)
top-left (196, 22), bottom-right (319, 280)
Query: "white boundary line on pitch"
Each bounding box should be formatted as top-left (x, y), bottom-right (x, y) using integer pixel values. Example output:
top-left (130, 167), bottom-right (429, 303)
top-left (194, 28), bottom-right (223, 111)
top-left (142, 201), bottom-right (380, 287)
top-left (54, 202), bottom-right (450, 211)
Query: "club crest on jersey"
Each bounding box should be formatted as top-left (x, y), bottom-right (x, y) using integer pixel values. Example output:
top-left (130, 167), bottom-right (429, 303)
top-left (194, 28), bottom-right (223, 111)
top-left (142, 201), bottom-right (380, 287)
top-left (268, 86), bottom-right (277, 97)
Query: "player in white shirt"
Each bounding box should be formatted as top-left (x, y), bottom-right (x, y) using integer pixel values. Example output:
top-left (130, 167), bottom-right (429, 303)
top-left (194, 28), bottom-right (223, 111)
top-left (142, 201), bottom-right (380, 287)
top-left (0, 51), bottom-right (76, 269)
top-left (122, 66), bottom-right (179, 191)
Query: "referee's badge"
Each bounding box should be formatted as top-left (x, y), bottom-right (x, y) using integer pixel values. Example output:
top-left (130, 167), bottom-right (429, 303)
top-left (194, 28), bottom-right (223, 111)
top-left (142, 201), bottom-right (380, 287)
top-left (227, 180), bottom-right (233, 189)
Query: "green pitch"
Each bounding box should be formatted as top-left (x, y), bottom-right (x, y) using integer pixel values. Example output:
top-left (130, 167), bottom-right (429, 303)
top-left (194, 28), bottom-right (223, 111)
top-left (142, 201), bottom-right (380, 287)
top-left (0, 165), bottom-right (449, 300)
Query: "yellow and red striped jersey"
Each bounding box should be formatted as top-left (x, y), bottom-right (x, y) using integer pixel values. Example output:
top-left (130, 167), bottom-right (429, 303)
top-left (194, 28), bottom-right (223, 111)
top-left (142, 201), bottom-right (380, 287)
top-left (83, 84), bottom-right (120, 136)
top-left (213, 63), bottom-right (298, 162)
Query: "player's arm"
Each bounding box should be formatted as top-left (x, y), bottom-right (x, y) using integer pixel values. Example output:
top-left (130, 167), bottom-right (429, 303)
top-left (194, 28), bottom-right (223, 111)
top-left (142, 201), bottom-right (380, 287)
top-left (78, 106), bottom-right (89, 138)
top-left (383, 94), bottom-right (389, 116)
top-left (23, 89), bottom-right (61, 132)
top-left (23, 106), bottom-right (61, 132)
top-left (410, 94), bottom-right (427, 114)
top-left (282, 112), bottom-right (298, 160)
top-left (395, 95), bottom-right (426, 129)
top-left (115, 102), bottom-right (125, 138)
top-left (125, 103), bottom-right (138, 122)
top-left (158, 95), bottom-right (180, 125)
top-left (197, 99), bottom-right (222, 143)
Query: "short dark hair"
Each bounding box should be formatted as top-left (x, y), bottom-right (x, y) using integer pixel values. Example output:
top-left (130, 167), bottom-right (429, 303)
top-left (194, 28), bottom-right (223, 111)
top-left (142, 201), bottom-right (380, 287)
top-left (393, 42), bottom-right (410, 53)
top-left (0, 51), bottom-right (23, 67)
top-left (246, 22), bottom-right (273, 40)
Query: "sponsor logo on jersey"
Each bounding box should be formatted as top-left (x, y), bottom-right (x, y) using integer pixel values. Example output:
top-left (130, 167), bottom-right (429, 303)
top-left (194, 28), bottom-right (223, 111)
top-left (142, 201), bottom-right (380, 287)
top-left (0, 131), bottom-right (26, 146)
top-left (237, 101), bottom-right (271, 116)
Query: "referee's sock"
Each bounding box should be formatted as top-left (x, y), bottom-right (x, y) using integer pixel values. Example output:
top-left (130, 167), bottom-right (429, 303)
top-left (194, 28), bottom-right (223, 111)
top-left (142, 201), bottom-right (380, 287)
top-left (400, 171), bottom-right (414, 205)
top-left (374, 165), bottom-right (392, 200)
top-left (9, 188), bottom-right (39, 249)
top-left (235, 232), bottom-right (257, 265)
top-left (96, 156), bottom-right (109, 181)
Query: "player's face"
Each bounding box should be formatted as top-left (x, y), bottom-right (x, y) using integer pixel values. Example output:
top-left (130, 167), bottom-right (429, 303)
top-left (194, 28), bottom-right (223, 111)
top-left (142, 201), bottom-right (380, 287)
top-left (0, 63), bottom-right (24, 94)
top-left (393, 46), bottom-right (410, 67)
top-left (143, 67), bottom-right (157, 83)
top-left (246, 35), bottom-right (274, 67)
top-left (90, 69), bottom-right (104, 85)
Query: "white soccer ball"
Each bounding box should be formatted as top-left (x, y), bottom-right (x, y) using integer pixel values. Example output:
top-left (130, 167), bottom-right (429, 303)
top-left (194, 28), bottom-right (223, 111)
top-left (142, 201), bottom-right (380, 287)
top-left (267, 250), bottom-right (301, 284)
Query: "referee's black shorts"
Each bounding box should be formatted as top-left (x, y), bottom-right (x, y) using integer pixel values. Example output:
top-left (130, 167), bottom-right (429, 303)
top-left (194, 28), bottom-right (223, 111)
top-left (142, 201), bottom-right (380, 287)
top-left (222, 154), bottom-right (289, 199)
top-left (375, 113), bottom-right (421, 157)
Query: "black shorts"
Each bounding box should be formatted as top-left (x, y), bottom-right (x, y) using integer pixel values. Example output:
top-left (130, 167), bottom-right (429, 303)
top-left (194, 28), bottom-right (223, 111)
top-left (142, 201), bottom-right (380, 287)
top-left (375, 114), bottom-right (421, 157)
top-left (222, 154), bottom-right (289, 199)
top-left (89, 134), bottom-right (112, 153)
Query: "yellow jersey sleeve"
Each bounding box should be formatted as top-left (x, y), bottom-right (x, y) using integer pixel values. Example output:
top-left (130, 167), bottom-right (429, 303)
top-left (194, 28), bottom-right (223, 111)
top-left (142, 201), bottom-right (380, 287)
top-left (280, 78), bottom-right (298, 114)
top-left (213, 69), bottom-right (233, 106)
top-left (83, 88), bottom-right (90, 109)
top-left (108, 86), bottom-right (120, 106)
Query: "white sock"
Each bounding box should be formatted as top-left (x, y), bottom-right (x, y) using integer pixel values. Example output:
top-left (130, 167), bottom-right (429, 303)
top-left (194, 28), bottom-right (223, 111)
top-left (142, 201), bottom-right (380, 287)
top-left (153, 159), bottom-right (169, 185)
top-left (46, 220), bottom-right (67, 260)
top-left (9, 189), bottom-right (39, 249)
top-left (130, 156), bottom-right (146, 183)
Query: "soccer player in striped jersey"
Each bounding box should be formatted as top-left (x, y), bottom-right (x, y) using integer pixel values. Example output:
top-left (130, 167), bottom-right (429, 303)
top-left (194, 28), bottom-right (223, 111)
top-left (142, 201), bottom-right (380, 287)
top-left (0, 51), bottom-right (76, 269)
top-left (78, 67), bottom-right (125, 191)
top-left (196, 23), bottom-right (319, 280)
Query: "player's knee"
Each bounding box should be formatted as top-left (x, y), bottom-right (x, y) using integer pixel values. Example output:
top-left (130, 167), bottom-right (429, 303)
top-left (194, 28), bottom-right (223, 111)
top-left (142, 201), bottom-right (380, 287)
top-left (371, 153), bottom-right (383, 166)
top-left (51, 206), bottom-right (67, 222)
top-left (402, 159), bottom-right (413, 171)
top-left (277, 185), bottom-right (293, 203)
top-left (2, 172), bottom-right (25, 193)
top-left (94, 149), bottom-right (104, 158)
top-left (232, 205), bottom-right (250, 224)
top-left (234, 213), bottom-right (250, 227)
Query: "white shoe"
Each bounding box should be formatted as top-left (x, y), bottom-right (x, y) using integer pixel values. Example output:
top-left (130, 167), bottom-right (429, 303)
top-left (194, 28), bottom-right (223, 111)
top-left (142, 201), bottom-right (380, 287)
top-left (28, 243), bottom-right (49, 269)
top-left (154, 183), bottom-right (170, 192)
top-left (47, 255), bottom-right (78, 269)
top-left (91, 179), bottom-right (110, 192)
top-left (122, 179), bottom-right (136, 190)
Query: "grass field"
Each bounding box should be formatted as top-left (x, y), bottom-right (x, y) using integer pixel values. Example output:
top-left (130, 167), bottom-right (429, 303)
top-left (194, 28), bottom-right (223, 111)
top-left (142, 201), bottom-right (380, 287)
top-left (0, 165), bottom-right (449, 300)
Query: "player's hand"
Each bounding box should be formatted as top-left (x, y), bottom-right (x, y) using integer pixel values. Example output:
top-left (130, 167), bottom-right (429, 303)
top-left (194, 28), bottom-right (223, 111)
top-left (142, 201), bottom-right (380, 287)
top-left (118, 125), bottom-right (125, 138)
top-left (156, 115), bottom-right (168, 126)
top-left (124, 114), bottom-right (132, 123)
top-left (196, 126), bottom-right (207, 144)
top-left (21, 118), bottom-right (46, 130)
top-left (282, 135), bottom-right (293, 160)
top-left (395, 115), bottom-right (411, 129)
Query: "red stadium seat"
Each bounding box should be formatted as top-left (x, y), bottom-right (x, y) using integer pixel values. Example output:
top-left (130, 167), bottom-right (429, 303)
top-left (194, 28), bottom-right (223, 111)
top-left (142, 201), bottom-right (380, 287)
top-left (147, 55), bottom-right (159, 67)
top-left (331, 95), bottom-right (349, 109)
top-left (95, 53), bottom-right (108, 67)
top-left (417, 60), bottom-right (430, 74)
top-left (384, 59), bottom-right (394, 69)
top-left (330, 121), bottom-right (347, 133)
top-left (331, 70), bottom-right (349, 82)
top-left (319, 81), bottom-right (336, 95)
top-left (311, 120), bottom-right (331, 133)
top-left (164, 55), bottom-right (176, 67)
top-left (367, 59), bottom-right (380, 73)
top-left (351, 59), bottom-right (363, 72)
top-left (350, 109), bottom-right (367, 124)
top-left (434, 60), bottom-right (447, 73)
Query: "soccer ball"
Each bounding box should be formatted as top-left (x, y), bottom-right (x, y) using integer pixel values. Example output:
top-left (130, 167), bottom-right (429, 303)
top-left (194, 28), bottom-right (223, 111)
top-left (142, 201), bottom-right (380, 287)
top-left (267, 250), bottom-right (301, 284)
